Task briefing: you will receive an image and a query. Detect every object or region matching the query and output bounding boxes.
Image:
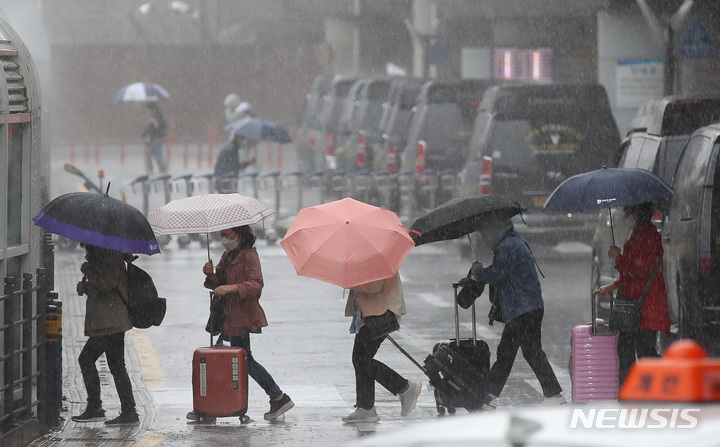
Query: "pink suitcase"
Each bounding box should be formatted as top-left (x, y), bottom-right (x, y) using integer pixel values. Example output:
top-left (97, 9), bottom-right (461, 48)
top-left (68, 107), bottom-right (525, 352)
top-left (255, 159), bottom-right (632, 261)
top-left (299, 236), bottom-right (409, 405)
top-left (192, 346), bottom-right (248, 421)
top-left (571, 322), bottom-right (619, 403)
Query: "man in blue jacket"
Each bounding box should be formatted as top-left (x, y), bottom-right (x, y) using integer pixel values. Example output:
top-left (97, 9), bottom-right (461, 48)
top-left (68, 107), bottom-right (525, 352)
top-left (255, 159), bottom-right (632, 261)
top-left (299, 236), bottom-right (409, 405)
top-left (464, 218), bottom-right (565, 410)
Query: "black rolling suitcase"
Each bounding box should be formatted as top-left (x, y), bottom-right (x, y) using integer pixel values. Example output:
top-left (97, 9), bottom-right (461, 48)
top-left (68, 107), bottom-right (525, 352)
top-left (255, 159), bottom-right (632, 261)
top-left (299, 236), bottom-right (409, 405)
top-left (387, 283), bottom-right (490, 415)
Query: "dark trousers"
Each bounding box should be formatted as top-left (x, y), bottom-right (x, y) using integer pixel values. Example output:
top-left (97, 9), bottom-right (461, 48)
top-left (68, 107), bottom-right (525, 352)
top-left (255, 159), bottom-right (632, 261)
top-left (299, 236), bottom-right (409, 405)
top-left (485, 307), bottom-right (562, 398)
top-left (618, 327), bottom-right (658, 384)
top-left (352, 326), bottom-right (408, 410)
top-left (78, 332), bottom-right (136, 413)
top-left (228, 333), bottom-right (282, 400)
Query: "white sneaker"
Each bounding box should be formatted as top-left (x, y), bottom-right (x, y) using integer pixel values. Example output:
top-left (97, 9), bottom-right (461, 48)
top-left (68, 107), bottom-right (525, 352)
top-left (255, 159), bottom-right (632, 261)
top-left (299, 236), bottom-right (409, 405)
top-left (399, 381), bottom-right (422, 416)
top-left (342, 407), bottom-right (380, 423)
top-left (541, 394), bottom-right (567, 405)
top-left (481, 394), bottom-right (498, 412)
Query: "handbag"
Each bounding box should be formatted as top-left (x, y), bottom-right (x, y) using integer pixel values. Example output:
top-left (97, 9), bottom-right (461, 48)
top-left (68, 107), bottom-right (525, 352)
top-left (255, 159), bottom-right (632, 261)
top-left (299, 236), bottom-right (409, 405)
top-left (363, 310), bottom-right (400, 340)
top-left (609, 257), bottom-right (661, 333)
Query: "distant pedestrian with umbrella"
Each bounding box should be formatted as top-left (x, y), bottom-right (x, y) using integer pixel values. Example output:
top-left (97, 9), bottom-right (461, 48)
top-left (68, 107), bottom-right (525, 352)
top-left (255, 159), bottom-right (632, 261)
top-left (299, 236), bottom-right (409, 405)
top-left (142, 102), bottom-right (168, 175)
top-left (597, 202), bottom-right (669, 384)
top-left (112, 82), bottom-right (170, 176)
top-left (213, 133), bottom-right (257, 191)
top-left (187, 224), bottom-right (294, 422)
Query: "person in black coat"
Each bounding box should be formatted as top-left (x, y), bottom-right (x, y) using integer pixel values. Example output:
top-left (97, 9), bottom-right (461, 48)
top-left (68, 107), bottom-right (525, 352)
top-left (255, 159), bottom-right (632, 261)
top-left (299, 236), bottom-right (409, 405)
top-left (213, 134), bottom-right (258, 192)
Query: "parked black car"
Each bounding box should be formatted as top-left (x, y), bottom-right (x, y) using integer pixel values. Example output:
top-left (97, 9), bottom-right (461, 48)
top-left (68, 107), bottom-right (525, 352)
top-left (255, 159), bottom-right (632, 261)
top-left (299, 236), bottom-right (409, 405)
top-left (460, 83), bottom-right (621, 244)
top-left (591, 96), bottom-right (720, 320)
top-left (663, 123), bottom-right (720, 352)
top-left (296, 74), bottom-right (334, 173)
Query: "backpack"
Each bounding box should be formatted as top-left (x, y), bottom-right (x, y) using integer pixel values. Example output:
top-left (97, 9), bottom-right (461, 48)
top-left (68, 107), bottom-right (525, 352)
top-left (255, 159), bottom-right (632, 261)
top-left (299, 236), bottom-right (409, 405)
top-left (121, 259), bottom-right (166, 329)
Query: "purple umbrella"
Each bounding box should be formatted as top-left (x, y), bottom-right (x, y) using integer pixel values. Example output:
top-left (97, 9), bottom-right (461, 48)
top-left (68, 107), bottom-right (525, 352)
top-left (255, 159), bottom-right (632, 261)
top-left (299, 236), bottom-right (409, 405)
top-left (33, 192), bottom-right (160, 255)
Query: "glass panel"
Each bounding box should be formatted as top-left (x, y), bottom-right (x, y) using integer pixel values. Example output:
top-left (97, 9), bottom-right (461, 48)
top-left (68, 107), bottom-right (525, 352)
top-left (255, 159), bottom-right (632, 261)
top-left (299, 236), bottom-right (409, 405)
top-left (7, 124), bottom-right (22, 246)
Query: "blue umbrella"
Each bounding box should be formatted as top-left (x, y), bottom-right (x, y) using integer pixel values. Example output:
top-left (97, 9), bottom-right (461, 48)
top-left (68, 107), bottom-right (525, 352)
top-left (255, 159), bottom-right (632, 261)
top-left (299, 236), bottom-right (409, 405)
top-left (225, 116), bottom-right (292, 144)
top-left (543, 167), bottom-right (674, 244)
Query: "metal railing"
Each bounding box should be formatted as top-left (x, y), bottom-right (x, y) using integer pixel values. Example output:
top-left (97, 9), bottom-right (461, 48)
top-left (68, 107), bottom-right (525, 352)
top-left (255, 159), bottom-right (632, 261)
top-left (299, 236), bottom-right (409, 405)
top-left (0, 268), bottom-right (50, 426)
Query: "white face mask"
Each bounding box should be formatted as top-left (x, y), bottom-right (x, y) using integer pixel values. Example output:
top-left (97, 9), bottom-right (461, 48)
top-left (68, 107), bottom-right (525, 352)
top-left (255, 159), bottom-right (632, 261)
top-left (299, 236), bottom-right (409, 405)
top-left (221, 237), bottom-right (239, 251)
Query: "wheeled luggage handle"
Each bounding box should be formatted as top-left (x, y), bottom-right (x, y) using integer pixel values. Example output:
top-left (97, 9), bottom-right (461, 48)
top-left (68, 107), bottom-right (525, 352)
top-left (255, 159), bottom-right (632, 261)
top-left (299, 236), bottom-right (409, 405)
top-left (453, 283), bottom-right (477, 346)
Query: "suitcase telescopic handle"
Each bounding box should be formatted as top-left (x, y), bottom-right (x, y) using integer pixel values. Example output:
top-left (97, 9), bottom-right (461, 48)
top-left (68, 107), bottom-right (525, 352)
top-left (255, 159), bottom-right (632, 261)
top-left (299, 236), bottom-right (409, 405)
top-left (453, 283), bottom-right (477, 346)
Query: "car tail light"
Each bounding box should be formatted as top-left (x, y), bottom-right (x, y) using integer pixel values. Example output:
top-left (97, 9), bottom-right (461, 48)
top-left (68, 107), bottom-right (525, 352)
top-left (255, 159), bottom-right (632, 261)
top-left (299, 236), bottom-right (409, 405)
top-left (700, 258), bottom-right (711, 273)
top-left (415, 140), bottom-right (426, 175)
top-left (325, 133), bottom-right (336, 169)
top-left (386, 143), bottom-right (397, 175)
top-left (356, 131), bottom-right (366, 167)
top-left (652, 211), bottom-right (663, 229)
top-left (480, 156), bottom-right (492, 195)
top-left (309, 136), bottom-right (316, 149)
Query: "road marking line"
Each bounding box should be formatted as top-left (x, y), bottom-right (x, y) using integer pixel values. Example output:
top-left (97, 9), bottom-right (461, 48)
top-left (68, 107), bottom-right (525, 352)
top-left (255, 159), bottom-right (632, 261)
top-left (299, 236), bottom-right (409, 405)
top-left (417, 292), bottom-right (451, 308)
top-left (132, 434), bottom-right (167, 446)
top-left (130, 328), bottom-right (165, 388)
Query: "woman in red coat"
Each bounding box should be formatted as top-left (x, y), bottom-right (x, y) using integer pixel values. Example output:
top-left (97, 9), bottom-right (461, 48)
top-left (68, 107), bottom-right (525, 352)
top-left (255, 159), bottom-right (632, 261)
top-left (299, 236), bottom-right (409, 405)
top-left (188, 225), bottom-right (294, 421)
top-left (598, 202), bottom-right (670, 383)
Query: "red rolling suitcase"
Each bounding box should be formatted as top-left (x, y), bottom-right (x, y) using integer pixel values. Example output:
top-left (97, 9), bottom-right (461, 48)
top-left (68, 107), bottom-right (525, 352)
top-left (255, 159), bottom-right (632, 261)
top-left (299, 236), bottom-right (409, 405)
top-left (192, 346), bottom-right (249, 422)
top-left (570, 292), bottom-right (619, 403)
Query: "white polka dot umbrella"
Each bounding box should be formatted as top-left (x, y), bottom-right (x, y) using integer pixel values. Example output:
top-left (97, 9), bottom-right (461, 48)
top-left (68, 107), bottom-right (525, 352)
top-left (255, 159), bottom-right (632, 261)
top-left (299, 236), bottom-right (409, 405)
top-left (148, 193), bottom-right (273, 236)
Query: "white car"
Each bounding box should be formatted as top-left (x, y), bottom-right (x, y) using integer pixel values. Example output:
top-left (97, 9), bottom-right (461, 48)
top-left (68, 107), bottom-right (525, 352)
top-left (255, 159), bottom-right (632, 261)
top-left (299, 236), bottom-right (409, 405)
top-left (351, 340), bottom-right (720, 447)
top-left (350, 402), bottom-right (720, 447)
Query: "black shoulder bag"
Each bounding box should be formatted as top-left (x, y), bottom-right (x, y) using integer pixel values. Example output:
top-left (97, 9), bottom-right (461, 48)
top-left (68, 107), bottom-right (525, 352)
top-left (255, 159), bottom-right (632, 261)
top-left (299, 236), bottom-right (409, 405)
top-left (609, 257), bottom-right (661, 333)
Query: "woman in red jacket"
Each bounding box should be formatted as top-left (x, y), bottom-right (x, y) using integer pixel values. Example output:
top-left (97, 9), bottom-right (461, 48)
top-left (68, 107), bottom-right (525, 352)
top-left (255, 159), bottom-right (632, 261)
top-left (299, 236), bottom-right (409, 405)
top-left (598, 202), bottom-right (670, 383)
top-left (188, 225), bottom-right (294, 421)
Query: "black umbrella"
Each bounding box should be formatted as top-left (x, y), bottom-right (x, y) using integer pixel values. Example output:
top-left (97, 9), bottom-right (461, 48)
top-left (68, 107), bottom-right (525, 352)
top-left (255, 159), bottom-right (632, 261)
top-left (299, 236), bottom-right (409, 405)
top-left (409, 194), bottom-right (526, 247)
top-left (543, 167), bottom-right (674, 244)
top-left (33, 191), bottom-right (160, 255)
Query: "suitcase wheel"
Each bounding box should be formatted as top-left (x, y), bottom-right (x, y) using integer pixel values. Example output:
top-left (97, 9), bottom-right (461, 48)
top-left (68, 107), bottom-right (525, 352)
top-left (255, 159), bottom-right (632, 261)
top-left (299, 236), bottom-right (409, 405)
top-left (196, 412), bottom-right (217, 424)
top-left (436, 405), bottom-right (445, 415)
top-left (447, 407), bottom-right (456, 415)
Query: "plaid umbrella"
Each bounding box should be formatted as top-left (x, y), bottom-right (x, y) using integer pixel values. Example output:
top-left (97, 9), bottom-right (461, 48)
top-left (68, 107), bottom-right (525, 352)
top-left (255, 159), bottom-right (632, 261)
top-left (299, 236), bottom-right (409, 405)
top-left (147, 193), bottom-right (273, 236)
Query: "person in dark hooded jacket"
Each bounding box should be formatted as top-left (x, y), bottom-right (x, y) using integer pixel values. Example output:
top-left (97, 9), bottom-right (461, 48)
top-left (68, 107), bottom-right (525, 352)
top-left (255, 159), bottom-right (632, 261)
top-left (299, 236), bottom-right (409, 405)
top-left (462, 218), bottom-right (564, 410)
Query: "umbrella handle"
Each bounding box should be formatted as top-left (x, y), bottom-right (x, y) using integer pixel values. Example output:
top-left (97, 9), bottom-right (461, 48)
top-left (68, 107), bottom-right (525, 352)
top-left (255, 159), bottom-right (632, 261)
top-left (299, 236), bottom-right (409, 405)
top-left (608, 207), bottom-right (616, 246)
top-left (467, 234), bottom-right (478, 261)
top-left (206, 233), bottom-right (211, 261)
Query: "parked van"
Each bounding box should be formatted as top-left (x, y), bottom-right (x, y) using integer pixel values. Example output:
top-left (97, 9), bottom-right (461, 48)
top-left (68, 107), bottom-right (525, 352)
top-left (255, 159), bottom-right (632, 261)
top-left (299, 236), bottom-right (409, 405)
top-left (373, 78), bottom-right (424, 173)
top-left (336, 77), bottom-right (395, 172)
top-left (655, 124), bottom-right (720, 350)
top-left (315, 74), bottom-right (362, 171)
top-left (296, 74), bottom-right (334, 173)
top-left (400, 79), bottom-right (495, 174)
top-left (591, 96), bottom-right (720, 318)
top-left (460, 84), bottom-right (621, 243)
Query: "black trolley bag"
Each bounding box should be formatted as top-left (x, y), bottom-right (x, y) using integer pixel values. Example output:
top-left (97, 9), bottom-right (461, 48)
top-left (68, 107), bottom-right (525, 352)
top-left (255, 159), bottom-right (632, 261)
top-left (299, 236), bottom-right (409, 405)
top-left (387, 283), bottom-right (490, 415)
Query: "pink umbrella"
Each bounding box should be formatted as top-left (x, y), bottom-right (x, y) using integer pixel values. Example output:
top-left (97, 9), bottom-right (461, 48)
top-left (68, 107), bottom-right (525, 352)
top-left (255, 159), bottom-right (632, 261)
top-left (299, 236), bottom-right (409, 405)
top-left (280, 198), bottom-right (414, 289)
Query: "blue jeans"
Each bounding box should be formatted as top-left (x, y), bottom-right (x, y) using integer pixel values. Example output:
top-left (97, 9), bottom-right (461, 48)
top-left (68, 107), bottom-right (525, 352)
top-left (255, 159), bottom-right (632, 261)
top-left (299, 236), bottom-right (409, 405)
top-left (228, 333), bottom-right (283, 400)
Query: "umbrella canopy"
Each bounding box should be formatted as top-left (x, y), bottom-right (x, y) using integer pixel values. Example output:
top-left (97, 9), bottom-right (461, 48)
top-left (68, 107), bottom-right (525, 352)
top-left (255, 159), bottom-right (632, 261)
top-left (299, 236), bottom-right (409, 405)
top-left (147, 193), bottom-right (274, 235)
top-left (113, 82), bottom-right (170, 103)
top-left (409, 194), bottom-right (526, 246)
top-left (33, 192), bottom-right (160, 255)
top-left (225, 116), bottom-right (292, 144)
top-left (280, 198), bottom-right (414, 289)
top-left (542, 167), bottom-right (674, 245)
top-left (542, 167), bottom-right (674, 212)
